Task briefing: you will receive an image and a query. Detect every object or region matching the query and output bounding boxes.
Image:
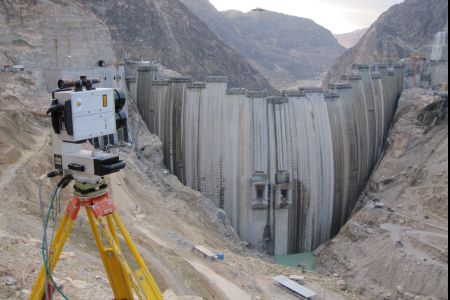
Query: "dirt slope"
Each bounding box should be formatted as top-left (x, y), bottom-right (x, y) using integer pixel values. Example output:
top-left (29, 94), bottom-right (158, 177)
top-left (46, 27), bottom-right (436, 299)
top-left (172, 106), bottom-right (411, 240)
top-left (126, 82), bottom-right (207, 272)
top-left (0, 72), bottom-right (365, 300)
top-left (317, 89), bottom-right (448, 300)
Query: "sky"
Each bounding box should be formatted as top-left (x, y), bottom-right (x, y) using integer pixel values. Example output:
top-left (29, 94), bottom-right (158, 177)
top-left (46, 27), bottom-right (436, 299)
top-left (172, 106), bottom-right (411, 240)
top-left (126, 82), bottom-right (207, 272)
top-left (208, 0), bottom-right (404, 34)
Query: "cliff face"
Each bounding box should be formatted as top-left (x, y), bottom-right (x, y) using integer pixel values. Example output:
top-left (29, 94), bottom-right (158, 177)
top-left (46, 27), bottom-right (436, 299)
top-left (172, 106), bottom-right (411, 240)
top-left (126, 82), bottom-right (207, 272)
top-left (0, 0), bottom-right (116, 70)
top-left (180, 0), bottom-right (345, 90)
top-left (326, 0), bottom-right (449, 84)
top-left (0, 0), bottom-right (274, 91)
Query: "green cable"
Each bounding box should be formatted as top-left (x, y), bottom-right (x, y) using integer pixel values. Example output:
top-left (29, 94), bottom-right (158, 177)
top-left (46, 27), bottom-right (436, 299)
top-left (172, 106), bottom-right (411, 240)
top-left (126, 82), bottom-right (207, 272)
top-left (42, 187), bottom-right (69, 300)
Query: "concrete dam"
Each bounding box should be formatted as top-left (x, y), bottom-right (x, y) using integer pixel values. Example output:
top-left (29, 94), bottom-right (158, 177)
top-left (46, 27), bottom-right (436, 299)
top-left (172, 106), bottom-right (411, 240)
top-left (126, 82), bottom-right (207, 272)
top-left (125, 62), bottom-right (405, 255)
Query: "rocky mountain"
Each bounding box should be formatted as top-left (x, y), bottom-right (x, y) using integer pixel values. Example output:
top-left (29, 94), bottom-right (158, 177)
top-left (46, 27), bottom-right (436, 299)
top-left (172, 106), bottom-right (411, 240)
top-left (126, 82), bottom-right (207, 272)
top-left (326, 0), bottom-right (449, 84)
top-left (334, 28), bottom-right (368, 49)
top-left (0, 0), bottom-right (274, 91)
top-left (180, 0), bottom-right (345, 90)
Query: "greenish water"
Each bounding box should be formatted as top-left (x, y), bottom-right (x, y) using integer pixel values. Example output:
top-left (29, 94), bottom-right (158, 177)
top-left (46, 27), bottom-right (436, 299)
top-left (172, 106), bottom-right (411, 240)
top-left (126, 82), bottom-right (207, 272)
top-left (275, 252), bottom-right (316, 271)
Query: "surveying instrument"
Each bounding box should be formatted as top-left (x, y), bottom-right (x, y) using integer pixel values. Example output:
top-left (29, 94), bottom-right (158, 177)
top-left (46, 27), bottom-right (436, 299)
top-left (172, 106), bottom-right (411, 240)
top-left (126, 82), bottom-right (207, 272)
top-left (30, 77), bottom-right (163, 300)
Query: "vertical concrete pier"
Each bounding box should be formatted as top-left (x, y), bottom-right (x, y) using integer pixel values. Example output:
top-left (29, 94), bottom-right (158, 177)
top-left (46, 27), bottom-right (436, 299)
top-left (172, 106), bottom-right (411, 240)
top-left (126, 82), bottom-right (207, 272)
top-left (376, 64), bottom-right (392, 141)
top-left (150, 81), bottom-right (169, 140)
top-left (332, 83), bottom-right (359, 223)
top-left (370, 71), bottom-right (384, 160)
top-left (325, 91), bottom-right (347, 235)
top-left (247, 90), bottom-right (270, 250)
top-left (184, 82), bottom-right (206, 191)
top-left (136, 66), bottom-right (158, 127)
top-left (268, 96), bottom-right (292, 255)
top-left (223, 88), bottom-right (246, 229)
top-left (354, 64), bottom-right (377, 172)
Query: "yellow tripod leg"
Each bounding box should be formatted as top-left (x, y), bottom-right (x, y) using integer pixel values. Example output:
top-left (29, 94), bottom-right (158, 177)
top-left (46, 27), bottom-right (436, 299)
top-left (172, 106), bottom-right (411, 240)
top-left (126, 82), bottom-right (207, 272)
top-left (112, 212), bottom-right (164, 300)
top-left (86, 207), bottom-right (135, 300)
top-left (95, 214), bottom-right (147, 299)
top-left (30, 198), bottom-right (80, 300)
top-left (106, 214), bottom-right (122, 253)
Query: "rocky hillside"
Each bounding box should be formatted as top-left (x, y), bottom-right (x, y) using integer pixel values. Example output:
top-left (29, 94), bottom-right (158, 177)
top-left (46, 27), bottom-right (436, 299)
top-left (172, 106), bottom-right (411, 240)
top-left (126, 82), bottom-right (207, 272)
top-left (0, 0), bottom-right (273, 91)
top-left (317, 89), bottom-right (448, 299)
top-left (180, 0), bottom-right (345, 90)
top-left (326, 0), bottom-right (449, 84)
top-left (334, 28), bottom-right (368, 49)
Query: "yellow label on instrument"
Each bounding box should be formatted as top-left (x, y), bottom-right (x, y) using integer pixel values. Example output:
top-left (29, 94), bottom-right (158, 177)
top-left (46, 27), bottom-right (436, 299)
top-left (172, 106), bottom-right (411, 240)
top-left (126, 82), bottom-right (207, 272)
top-left (103, 95), bottom-right (108, 107)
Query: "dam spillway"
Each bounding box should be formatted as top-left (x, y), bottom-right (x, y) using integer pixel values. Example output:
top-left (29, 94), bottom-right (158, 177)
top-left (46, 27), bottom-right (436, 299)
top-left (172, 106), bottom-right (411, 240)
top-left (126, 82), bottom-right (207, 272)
top-left (131, 63), bottom-right (405, 255)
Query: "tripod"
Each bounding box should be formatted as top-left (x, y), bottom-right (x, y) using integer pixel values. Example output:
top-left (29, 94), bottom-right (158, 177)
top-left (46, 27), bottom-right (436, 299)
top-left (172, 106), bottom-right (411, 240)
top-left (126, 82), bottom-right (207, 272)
top-left (30, 177), bottom-right (163, 300)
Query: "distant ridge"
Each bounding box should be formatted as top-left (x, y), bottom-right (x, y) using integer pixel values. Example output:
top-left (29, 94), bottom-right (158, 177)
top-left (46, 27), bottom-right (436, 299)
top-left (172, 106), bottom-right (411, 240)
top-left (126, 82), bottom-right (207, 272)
top-left (334, 28), bottom-right (368, 49)
top-left (180, 0), bottom-right (345, 90)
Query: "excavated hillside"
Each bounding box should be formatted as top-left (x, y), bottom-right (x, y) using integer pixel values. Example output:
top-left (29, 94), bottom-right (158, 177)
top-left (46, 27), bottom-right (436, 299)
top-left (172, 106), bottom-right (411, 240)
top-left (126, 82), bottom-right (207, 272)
top-left (180, 0), bottom-right (345, 90)
top-left (317, 89), bottom-right (448, 300)
top-left (0, 72), bottom-right (365, 300)
top-left (0, 0), bottom-right (116, 69)
top-left (0, 0), bottom-right (273, 91)
top-left (326, 0), bottom-right (449, 84)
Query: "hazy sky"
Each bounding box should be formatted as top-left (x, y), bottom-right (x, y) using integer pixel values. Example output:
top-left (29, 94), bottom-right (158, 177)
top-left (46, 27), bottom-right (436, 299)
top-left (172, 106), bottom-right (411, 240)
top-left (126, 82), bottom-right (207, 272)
top-left (209, 0), bottom-right (404, 34)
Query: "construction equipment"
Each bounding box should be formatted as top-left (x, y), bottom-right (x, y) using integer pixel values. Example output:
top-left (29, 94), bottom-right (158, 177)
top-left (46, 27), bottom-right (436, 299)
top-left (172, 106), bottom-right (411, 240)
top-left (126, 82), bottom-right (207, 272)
top-left (30, 78), bottom-right (163, 300)
top-left (410, 51), bottom-right (420, 88)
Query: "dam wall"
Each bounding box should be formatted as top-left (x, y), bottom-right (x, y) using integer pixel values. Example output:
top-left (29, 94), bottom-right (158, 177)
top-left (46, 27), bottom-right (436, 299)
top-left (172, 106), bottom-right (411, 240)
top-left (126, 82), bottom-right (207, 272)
top-left (130, 63), bottom-right (405, 255)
